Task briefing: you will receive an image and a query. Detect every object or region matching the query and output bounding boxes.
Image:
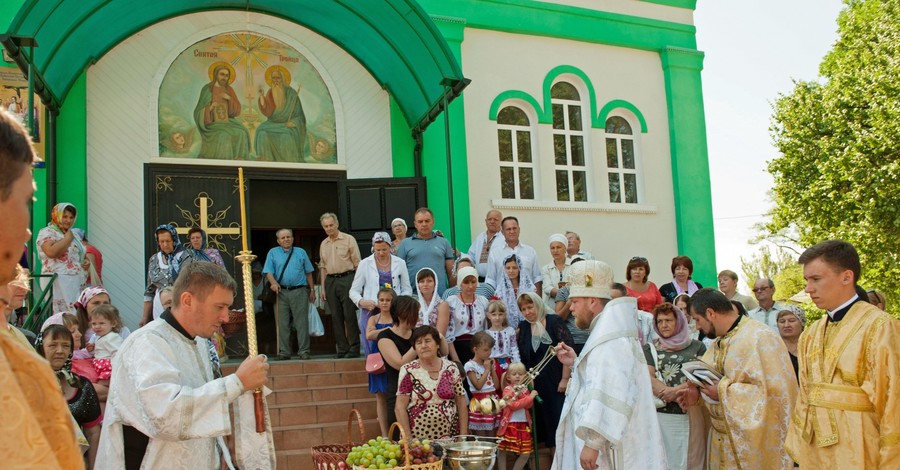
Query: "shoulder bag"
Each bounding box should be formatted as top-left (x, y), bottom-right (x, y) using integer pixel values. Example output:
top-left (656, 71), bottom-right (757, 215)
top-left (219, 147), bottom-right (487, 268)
top-left (258, 248), bottom-right (294, 304)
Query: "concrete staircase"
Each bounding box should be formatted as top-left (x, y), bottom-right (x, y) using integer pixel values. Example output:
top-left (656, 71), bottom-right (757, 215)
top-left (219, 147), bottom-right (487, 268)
top-left (222, 358), bottom-right (555, 470)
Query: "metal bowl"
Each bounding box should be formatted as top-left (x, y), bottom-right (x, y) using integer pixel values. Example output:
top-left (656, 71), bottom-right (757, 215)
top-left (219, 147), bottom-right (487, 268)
top-left (443, 441), bottom-right (497, 470)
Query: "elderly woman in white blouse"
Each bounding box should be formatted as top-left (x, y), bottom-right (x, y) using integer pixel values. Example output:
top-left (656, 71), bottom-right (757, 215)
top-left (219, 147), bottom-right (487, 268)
top-left (541, 233), bottom-right (570, 311)
top-left (351, 232), bottom-right (413, 347)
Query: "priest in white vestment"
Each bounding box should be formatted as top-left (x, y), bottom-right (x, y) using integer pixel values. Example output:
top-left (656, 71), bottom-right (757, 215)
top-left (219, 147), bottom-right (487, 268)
top-left (96, 262), bottom-right (273, 469)
top-left (553, 260), bottom-right (667, 470)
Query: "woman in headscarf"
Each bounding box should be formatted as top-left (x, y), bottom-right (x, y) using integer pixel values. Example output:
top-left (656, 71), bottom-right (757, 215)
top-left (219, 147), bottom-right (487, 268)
top-left (185, 227), bottom-right (225, 267)
top-left (439, 266), bottom-right (489, 365)
top-left (140, 224), bottom-right (189, 326)
top-left (351, 231), bottom-right (412, 347)
top-left (415, 267), bottom-right (445, 329)
top-left (496, 254), bottom-right (536, 329)
top-left (37, 203), bottom-right (88, 313)
top-left (36, 324), bottom-right (102, 469)
top-left (390, 218), bottom-right (407, 254)
top-left (516, 291), bottom-right (571, 454)
top-left (642, 302), bottom-right (707, 470)
top-left (776, 306), bottom-right (806, 380)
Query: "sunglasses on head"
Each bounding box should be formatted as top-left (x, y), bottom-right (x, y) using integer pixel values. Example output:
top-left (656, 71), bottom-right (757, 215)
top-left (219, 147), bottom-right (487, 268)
top-left (631, 256), bottom-right (647, 262)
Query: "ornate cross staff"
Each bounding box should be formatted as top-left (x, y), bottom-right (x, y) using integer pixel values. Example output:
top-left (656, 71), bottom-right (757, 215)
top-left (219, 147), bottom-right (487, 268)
top-left (236, 167), bottom-right (266, 432)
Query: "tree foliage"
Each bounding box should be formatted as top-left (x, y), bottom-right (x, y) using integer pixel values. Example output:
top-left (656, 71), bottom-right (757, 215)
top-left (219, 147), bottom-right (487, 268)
top-left (767, 0), bottom-right (900, 309)
top-left (740, 245), bottom-right (797, 290)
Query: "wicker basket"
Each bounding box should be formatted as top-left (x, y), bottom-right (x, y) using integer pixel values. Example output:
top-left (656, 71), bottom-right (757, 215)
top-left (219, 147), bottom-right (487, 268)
top-left (351, 423), bottom-right (443, 470)
top-left (311, 409), bottom-right (366, 470)
top-left (222, 309), bottom-right (246, 337)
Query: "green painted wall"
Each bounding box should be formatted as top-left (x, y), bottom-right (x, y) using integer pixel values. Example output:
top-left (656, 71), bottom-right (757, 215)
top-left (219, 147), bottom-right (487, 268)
top-left (390, 96), bottom-right (415, 177)
top-left (55, 71), bottom-right (88, 222)
top-left (660, 47), bottom-right (716, 287)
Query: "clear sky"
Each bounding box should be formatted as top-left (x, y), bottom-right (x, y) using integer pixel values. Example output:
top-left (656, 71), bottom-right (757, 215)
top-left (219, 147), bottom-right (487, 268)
top-left (695, 0), bottom-right (844, 291)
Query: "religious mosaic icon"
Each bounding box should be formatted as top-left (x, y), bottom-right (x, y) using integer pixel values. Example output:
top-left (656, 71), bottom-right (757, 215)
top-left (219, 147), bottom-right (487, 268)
top-left (158, 32), bottom-right (337, 163)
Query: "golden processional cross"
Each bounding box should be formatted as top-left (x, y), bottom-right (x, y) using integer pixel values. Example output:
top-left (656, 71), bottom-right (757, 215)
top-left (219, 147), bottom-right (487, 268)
top-left (174, 192), bottom-right (241, 245)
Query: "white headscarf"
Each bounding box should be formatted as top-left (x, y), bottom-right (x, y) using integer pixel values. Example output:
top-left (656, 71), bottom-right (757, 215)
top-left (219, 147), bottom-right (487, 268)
top-left (519, 291), bottom-right (551, 352)
top-left (416, 267), bottom-right (441, 327)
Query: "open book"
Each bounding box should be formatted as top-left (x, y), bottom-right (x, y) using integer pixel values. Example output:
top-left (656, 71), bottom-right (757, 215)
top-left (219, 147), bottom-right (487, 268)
top-left (681, 360), bottom-right (723, 387)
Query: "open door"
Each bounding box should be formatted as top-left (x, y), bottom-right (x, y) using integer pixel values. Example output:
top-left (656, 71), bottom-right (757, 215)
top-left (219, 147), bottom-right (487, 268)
top-left (337, 177), bottom-right (427, 253)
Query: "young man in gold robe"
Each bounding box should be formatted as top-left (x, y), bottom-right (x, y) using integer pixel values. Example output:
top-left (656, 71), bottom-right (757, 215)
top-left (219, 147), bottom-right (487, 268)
top-left (679, 288), bottom-right (797, 470)
top-left (785, 240), bottom-right (900, 468)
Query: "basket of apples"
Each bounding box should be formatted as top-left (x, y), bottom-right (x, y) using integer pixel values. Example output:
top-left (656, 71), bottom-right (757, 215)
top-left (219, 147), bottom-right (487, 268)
top-left (343, 422), bottom-right (442, 469)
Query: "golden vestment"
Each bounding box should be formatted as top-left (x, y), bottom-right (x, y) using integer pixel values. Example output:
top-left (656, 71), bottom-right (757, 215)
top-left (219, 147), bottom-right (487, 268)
top-left (0, 334), bottom-right (84, 469)
top-left (785, 301), bottom-right (900, 468)
top-left (701, 317), bottom-right (797, 470)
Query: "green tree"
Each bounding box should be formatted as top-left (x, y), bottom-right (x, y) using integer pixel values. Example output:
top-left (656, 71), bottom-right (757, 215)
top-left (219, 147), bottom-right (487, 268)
top-left (740, 245), bottom-right (797, 291)
top-left (767, 0), bottom-right (900, 314)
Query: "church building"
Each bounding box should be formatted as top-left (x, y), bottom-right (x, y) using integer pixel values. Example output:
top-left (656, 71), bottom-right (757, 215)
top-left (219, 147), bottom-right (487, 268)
top-left (2, 0), bottom-right (714, 328)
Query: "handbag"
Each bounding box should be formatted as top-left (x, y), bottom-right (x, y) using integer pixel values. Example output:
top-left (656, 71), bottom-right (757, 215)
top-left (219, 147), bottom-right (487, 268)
top-left (365, 352), bottom-right (385, 374)
top-left (258, 248), bottom-right (294, 304)
top-left (649, 342), bottom-right (666, 409)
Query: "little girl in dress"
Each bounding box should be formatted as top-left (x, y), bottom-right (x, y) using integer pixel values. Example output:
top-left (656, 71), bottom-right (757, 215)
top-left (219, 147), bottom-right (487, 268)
top-left (497, 362), bottom-right (538, 470)
top-left (88, 304), bottom-right (124, 381)
top-left (465, 331), bottom-right (500, 437)
top-left (484, 300), bottom-right (520, 387)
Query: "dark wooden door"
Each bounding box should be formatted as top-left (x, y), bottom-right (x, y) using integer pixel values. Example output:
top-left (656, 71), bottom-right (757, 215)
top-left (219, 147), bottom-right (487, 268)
top-left (338, 177), bottom-right (427, 254)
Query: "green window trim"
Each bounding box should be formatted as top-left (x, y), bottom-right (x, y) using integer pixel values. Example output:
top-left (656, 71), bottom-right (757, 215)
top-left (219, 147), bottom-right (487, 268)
top-left (639, 0), bottom-right (697, 9)
top-left (598, 100), bottom-right (649, 133)
top-left (488, 91), bottom-right (547, 124)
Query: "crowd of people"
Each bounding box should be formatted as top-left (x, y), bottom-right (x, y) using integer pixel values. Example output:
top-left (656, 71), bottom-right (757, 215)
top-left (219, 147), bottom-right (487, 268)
top-left (2, 105), bottom-right (899, 470)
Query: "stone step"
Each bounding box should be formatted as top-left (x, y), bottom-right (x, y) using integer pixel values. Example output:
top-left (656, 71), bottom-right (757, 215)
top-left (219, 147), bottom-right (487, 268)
top-left (270, 398), bottom-right (377, 428)
top-left (266, 383), bottom-right (372, 405)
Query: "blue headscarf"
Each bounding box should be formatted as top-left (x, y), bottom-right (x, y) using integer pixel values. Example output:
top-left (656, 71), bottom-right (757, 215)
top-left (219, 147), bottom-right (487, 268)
top-left (187, 228), bottom-right (213, 263)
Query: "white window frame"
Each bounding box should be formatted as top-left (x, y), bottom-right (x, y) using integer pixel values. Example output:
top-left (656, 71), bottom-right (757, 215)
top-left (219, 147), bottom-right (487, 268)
top-left (550, 80), bottom-right (591, 202)
top-left (604, 112), bottom-right (643, 204)
top-left (496, 103), bottom-right (539, 200)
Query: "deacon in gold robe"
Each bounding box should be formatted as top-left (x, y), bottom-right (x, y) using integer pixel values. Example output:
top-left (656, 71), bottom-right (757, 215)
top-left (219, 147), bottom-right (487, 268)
top-left (785, 240), bottom-right (900, 468)
top-left (679, 288), bottom-right (797, 470)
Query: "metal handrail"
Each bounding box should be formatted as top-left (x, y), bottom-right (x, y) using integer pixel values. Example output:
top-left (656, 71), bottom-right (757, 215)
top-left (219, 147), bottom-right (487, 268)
top-left (21, 273), bottom-right (57, 334)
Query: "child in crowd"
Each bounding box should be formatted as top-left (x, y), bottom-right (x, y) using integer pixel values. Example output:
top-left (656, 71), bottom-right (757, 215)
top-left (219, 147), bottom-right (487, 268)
top-left (497, 362), bottom-right (537, 470)
top-left (365, 287), bottom-right (396, 437)
top-left (88, 304), bottom-right (124, 381)
top-left (484, 300), bottom-right (520, 387)
top-left (159, 286), bottom-right (174, 311)
top-left (465, 331), bottom-right (500, 437)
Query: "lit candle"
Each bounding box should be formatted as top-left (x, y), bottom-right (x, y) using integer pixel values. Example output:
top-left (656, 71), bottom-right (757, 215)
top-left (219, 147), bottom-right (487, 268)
top-left (238, 167), bottom-right (248, 252)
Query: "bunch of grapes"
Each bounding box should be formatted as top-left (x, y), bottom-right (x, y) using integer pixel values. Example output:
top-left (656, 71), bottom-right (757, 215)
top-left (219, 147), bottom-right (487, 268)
top-left (342, 436), bottom-right (438, 469)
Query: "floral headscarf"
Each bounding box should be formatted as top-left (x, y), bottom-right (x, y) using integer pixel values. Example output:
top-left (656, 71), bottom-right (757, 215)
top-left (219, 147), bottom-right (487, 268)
top-left (651, 303), bottom-right (692, 352)
top-left (74, 286), bottom-right (108, 311)
top-left (48, 203), bottom-right (85, 259)
top-left (519, 291), bottom-right (551, 352)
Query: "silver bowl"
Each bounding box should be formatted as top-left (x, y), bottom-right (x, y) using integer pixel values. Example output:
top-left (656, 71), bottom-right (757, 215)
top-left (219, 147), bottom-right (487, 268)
top-left (443, 441), bottom-right (497, 470)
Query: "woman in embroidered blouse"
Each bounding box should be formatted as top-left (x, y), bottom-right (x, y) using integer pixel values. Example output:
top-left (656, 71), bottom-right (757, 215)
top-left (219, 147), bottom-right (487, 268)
top-left (642, 302), bottom-right (706, 470)
top-left (659, 256), bottom-right (703, 303)
top-left (140, 224), bottom-right (190, 326)
top-left (396, 325), bottom-right (468, 440)
top-left (438, 266), bottom-right (489, 365)
top-left (37, 203), bottom-right (89, 313)
top-left (625, 256), bottom-right (664, 312)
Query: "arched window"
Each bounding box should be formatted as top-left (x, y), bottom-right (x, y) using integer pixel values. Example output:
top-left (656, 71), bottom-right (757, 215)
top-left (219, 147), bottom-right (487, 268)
top-left (497, 106), bottom-right (534, 199)
top-left (551, 82), bottom-right (587, 202)
top-left (605, 116), bottom-right (638, 203)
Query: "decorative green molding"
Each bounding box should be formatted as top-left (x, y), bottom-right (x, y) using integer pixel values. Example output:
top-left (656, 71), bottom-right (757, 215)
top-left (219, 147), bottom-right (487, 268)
top-left (597, 99), bottom-right (648, 133)
top-left (659, 46), bottom-right (716, 286)
top-left (488, 91), bottom-right (546, 123)
top-left (418, 0), bottom-right (696, 52)
top-left (419, 16), bottom-right (472, 251)
top-left (542, 65), bottom-right (603, 128)
top-left (639, 0), bottom-right (697, 9)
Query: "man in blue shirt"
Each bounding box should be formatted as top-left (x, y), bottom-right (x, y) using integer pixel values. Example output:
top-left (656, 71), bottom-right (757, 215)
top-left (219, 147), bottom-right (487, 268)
top-left (397, 208), bottom-right (455, 296)
top-left (263, 228), bottom-right (315, 360)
